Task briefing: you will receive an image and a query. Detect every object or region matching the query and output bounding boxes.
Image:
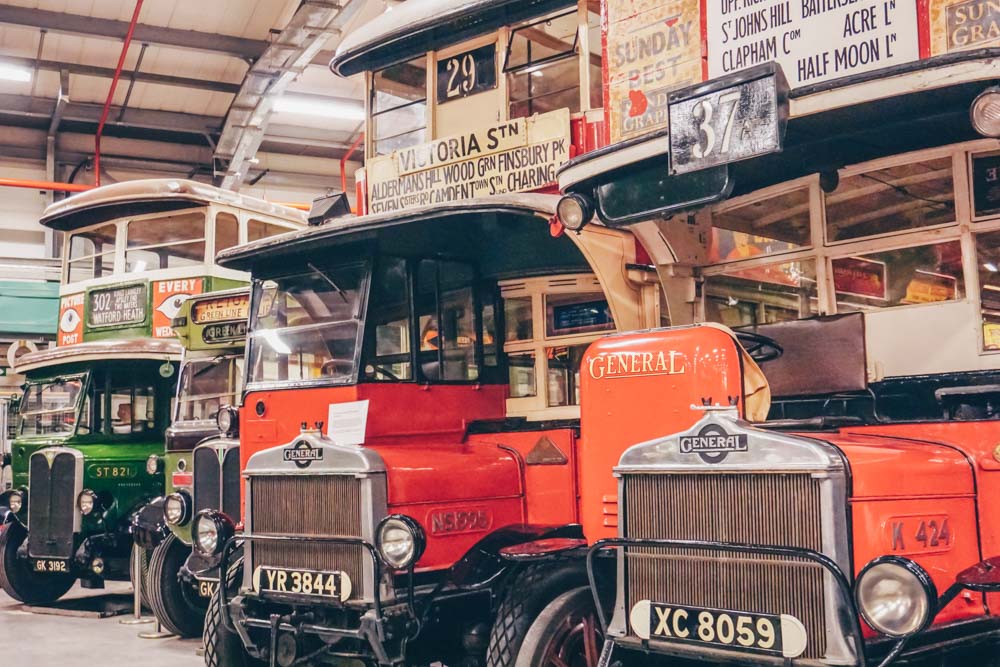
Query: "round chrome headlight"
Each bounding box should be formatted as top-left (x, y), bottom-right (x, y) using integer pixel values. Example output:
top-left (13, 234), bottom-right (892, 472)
top-left (8, 490), bottom-right (23, 513)
top-left (971, 86), bottom-right (1000, 138)
top-left (856, 557), bottom-right (937, 637)
top-left (146, 454), bottom-right (162, 475)
top-left (556, 193), bottom-right (594, 232)
top-left (216, 406), bottom-right (239, 438)
top-left (192, 510), bottom-right (234, 557)
top-left (164, 491), bottom-right (191, 527)
top-left (77, 489), bottom-right (98, 516)
top-left (376, 515), bottom-right (425, 570)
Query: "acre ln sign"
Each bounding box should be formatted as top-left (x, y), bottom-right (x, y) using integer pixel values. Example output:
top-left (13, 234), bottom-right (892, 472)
top-left (366, 109), bottom-right (570, 214)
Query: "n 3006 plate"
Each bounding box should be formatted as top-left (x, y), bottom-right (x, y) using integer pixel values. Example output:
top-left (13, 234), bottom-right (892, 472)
top-left (630, 600), bottom-right (807, 659)
top-left (252, 566), bottom-right (351, 602)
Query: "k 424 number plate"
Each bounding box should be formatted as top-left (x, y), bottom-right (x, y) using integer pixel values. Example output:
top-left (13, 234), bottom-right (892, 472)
top-left (33, 559), bottom-right (70, 573)
top-left (252, 566), bottom-right (351, 602)
top-left (630, 600), bottom-right (807, 659)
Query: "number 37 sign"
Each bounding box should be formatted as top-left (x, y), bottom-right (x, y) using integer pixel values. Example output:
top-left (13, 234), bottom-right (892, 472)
top-left (668, 63), bottom-right (789, 175)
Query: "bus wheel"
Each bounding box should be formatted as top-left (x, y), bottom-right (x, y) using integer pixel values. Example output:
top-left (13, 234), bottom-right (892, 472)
top-left (148, 534), bottom-right (206, 637)
top-left (0, 523), bottom-right (75, 604)
top-left (204, 556), bottom-right (257, 667)
top-left (514, 587), bottom-right (602, 667)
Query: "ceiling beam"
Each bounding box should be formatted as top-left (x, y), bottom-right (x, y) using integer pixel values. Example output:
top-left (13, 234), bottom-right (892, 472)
top-left (0, 55), bottom-right (240, 94)
top-left (0, 5), bottom-right (267, 60)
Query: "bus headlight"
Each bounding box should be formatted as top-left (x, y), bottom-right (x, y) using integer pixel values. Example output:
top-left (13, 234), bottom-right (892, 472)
top-left (192, 509), bottom-right (234, 557)
top-left (164, 491), bottom-right (192, 526)
top-left (77, 489), bottom-right (99, 516)
top-left (855, 556), bottom-right (936, 637)
top-left (216, 406), bottom-right (239, 438)
top-left (146, 454), bottom-right (162, 475)
top-left (972, 86), bottom-right (1000, 138)
top-left (376, 515), bottom-right (425, 570)
top-left (7, 490), bottom-right (23, 513)
top-left (556, 193), bottom-right (594, 232)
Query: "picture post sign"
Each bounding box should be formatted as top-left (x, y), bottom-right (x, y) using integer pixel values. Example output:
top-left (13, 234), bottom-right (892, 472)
top-left (366, 109), bottom-right (571, 214)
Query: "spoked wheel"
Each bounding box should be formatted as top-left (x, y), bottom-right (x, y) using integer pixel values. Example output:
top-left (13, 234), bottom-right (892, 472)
top-left (515, 587), bottom-right (603, 667)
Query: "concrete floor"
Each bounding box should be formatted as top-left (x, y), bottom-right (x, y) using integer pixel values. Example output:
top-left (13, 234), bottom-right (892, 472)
top-left (0, 581), bottom-right (202, 666)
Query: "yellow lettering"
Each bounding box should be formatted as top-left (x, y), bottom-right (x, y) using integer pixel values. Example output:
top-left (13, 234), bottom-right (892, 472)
top-left (265, 569), bottom-right (277, 588)
top-left (642, 353), bottom-right (653, 372)
top-left (655, 351), bottom-right (668, 372)
top-left (673, 608), bottom-right (690, 638)
top-left (588, 355), bottom-right (605, 379)
top-left (669, 350), bottom-right (686, 374)
top-left (654, 606), bottom-right (672, 636)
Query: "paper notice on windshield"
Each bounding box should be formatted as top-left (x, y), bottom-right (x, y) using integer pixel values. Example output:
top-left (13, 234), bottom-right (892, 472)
top-left (326, 400), bottom-right (369, 447)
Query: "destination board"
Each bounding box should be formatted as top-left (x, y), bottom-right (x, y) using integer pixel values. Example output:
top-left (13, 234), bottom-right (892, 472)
top-left (366, 109), bottom-right (570, 214)
top-left (202, 321), bottom-right (247, 345)
top-left (193, 294), bottom-right (250, 324)
top-left (88, 284), bottom-right (146, 328)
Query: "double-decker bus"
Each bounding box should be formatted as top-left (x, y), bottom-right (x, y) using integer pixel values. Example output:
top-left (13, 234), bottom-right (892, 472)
top-left (0, 180), bottom-right (303, 605)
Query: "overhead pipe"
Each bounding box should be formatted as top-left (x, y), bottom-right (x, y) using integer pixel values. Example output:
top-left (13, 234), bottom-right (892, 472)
top-left (94, 0), bottom-right (144, 187)
top-left (341, 132), bottom-right (364, 195)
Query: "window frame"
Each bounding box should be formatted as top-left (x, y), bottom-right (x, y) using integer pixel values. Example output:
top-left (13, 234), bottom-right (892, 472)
top-left (369, 56), bottom-right (431, 157)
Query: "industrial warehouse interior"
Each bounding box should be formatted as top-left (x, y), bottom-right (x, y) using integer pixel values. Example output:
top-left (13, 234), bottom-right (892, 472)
top-left (2, 0), bottom-right (1000, 666)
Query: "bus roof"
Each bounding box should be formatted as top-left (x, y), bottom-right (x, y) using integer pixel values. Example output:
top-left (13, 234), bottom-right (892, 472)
top-left (41, 179), bottom-right (308, 232)
top-left (15, 338), bottom-right (182, 374)
top-left (330, 0), bottom-right (573, 77)
top-left (216, 192), bottom-right (566, 271)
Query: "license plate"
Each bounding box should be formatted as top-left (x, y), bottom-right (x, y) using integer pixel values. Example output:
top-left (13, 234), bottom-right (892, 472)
top-left (630, 600), bottom-right (807, 659)
top-left (33, 558), bottom-right (70, 573)
top-left (252, 566), bottom-right (351, 602)
top-left (195, 579), bottom-right (219, 599)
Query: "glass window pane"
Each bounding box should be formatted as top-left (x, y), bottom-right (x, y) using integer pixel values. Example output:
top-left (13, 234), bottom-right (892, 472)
top-left (126, 241), bottom-right (206, 272)
top-left (215, 213), bottom-right (239, 254)
top-left (504, 296), bottom-right (534, 342)
top-left (704, 259), bottom-right (818, 327)
top-left (68, 254), bottom-right (114, 282)
top-left (710, 188), bottom-right (811, 262)
top-left (978, 231), bottom-right (1000, 349)
top-left (509, 57), bottom-right (580, 118)
top-left (546, 344), bottom-right (588, 407)
top-left (508, 351), bottom-right (536, 398)
top-left (481, 287), bottom-right (498, 368)
top-left (833, 241), bottom-right (964, 312)
top-left (110, 386), bottom-right (154, 434)
top-left (247, 219), bottom-right (291, 243)
top-left (545, 293), bottom-right (614, 337)
top-left (416, 260), bottom-right (479, 381)
top-left (127, 212), bottom-right (205, 248)
top-left (825, 157), bottom-right (955, 242)
top-left (506, 10), bottom-right (578, 70)
top-left (19, 378), bottom-right (82, 436)
top-left (249, 265), bottom-right (366, 385)
top-left (176, 356), bottom-right (243, 422)
top-left (69, 224), bottom-right (116, 261)
top-left (373, 58), bottom-right (427, 113)
top-left (367, 257), bottom-right (413, 381)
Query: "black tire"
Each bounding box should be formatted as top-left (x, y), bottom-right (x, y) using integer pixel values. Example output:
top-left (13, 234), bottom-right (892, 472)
top-left (129, 543), bottom-right (152, 609)
top-left (0, 524), bottom-right (75, 604)
top-left (486, 564), bottom-right (589, 667)
top-left (204, 556), bottom-right (256, 667)
top-left (148, 534), bottom-right (207, 637)
top-left (514, 587), bottom-right (603, 667)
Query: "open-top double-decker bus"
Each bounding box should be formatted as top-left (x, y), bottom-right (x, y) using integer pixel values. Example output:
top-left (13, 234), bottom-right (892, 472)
top-left (0, 180), bottom-right (303, 605)
top-left (132, 288), bottom-right (250, 638)
top-left (545, 0), bottom-right (1000, 664)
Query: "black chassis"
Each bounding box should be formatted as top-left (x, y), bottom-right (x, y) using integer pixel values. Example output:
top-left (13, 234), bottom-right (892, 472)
top-left (585, 537), bottom-right (1000, 667)
top-left (219, 524), bottom-right (585, 667)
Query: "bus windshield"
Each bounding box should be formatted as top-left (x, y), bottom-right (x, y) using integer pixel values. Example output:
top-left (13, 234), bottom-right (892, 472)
top-left (175, 355), bottom-right (244, 424)
top-left (19, 376), bottom-right (85, 437)
top-left (247, 262), bottom-right (368, 387)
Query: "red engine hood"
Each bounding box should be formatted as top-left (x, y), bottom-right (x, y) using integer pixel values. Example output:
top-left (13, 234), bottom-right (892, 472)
top-left (372, 442), bottom-right (523, 506)
top-left (814, 431), bottom-right (974, 499)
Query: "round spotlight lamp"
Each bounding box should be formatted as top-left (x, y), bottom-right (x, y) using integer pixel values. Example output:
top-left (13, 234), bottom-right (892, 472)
top-left (146, 454), bottom-right (162, 475)
top-left (376, 515), bottom-right (426, 569)
top-left (556, 193), bottom-right (594, 232)
top-left (164, 491), bottom-right (192, 526)
top-left (7, 490), bottom-right (23, 513)
top-left (855, 556), bottom-right (936, 637)
top-left (192, 510), bottom-right (235, 557)
top-left (77, 489), bottom-right (98, 516)
top-left (217, 405), bottom-right (239, 438)
top-left (971, 87), bottom-right (1000, 138)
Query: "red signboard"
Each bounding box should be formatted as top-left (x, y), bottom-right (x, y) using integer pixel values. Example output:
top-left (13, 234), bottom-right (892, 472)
top-left (833, 257), bottom-right (887, 300)
top-left (57, 293), bottom-right (84, 346)
top-left (152, 278), bottom-right (204, 338)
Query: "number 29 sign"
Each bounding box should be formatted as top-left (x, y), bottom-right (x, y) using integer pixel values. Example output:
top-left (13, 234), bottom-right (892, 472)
top-left (668, 63), bottom-right (789, 175)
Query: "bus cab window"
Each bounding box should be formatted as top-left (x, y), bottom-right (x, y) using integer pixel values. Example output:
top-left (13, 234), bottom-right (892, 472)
top-left (417, 260), bottom-right (479, 382)
top-left (976, 231), bottom-right (1000, 349)
top-left (368, 257), bottom-right (413, 381)
top-left (110, 386), bottom-right (155, 435)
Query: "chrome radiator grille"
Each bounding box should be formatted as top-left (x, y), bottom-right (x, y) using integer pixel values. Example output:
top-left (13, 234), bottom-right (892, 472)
top-left (623, 472), bottom-right (826, 659)
top-left (250, 475), bottom-right (364, 600)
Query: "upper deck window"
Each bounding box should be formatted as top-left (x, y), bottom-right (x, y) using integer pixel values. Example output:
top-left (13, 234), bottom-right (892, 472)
top-left (372, 58), bottom-right (428, 156)
top-left (704, 259), bottom-right (818, 327)
top-left (247, 263), bottom-right (368, 387)
top-left (710, 187), bottom-right (811, 262)
top-left (825, 157), bottom-right (956, 242)
top-left (215, 213), bottom-right (239, 254)
top-left (505, 10), bottom-right (584, 119)
top-left (248, 219), bottom-right (294, 243)
top-left (125, 211), bottom-right (206, 273)
top-left (67, 224), bottom-right (116, 283)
